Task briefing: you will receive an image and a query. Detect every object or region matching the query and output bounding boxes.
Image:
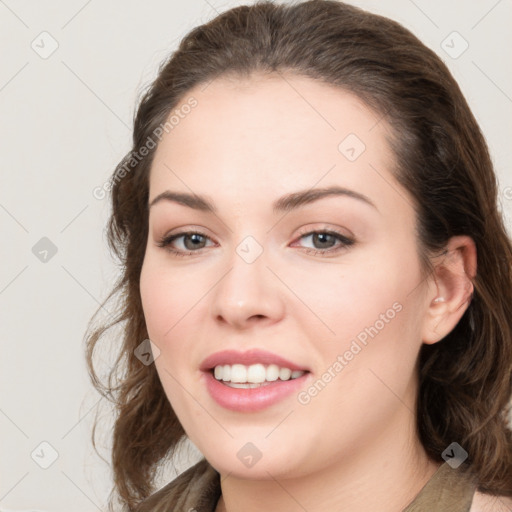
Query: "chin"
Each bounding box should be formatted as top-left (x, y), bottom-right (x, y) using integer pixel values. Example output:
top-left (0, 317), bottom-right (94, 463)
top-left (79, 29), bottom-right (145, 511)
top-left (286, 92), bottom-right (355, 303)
top-left (208, 454), bottom-right (296, 480)
top-left (197, 439), bottom-right (312, 480)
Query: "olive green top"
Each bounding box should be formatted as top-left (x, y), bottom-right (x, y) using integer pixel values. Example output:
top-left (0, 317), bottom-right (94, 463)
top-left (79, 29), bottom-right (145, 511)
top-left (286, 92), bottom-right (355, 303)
top-left (135, 458), bottom-right (478, 512)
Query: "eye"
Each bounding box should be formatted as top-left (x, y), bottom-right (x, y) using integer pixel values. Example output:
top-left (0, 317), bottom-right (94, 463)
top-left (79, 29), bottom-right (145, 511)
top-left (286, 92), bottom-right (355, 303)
top-left (157, 231), bottom-right (215, 257)
top-left (292, 229), bottom-right (355, 256)
top-left (157, 227), bottom-right (355, 257)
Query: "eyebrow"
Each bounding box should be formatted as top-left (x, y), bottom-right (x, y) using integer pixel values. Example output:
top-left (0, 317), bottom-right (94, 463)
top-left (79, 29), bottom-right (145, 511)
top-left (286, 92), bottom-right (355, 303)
top-left (148, 186), bottom-right (377, 213)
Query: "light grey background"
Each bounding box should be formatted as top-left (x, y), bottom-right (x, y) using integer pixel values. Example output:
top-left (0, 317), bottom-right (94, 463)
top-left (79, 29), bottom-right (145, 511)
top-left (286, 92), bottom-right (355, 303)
top-left (1, 0), bottom-right (511, 510)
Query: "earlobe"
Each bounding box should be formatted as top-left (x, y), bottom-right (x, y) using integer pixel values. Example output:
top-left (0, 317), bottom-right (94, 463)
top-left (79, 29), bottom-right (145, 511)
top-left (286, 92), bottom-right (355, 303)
top-left (422, 236), bottom-right (477, 345)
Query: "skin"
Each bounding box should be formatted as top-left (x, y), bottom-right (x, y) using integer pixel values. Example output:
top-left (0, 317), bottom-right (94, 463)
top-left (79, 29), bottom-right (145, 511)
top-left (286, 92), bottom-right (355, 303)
top-left (139, 73), bottom-right (477, 512)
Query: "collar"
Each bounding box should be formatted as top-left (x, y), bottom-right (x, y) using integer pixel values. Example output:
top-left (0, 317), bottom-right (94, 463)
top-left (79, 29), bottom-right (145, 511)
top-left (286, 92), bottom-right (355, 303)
top-left (136, 458), bottom-right (477, 512)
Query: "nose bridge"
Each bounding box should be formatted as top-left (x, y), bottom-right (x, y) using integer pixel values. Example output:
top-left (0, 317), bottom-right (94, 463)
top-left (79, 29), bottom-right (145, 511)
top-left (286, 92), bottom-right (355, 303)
top-left (211, 234), bottom-right (284, 327)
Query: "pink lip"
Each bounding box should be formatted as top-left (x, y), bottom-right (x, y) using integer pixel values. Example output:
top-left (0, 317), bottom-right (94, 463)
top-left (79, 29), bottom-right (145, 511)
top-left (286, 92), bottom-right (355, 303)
top-left (202, 371), bottom-right (311, 412)
top-left (199, 349), bottom-right (311, 412)
top-left (199, 348), bottom-right (309, 372)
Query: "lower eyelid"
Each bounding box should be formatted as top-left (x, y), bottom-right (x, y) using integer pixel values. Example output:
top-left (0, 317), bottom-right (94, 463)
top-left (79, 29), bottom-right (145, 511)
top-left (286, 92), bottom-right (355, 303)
top-left (304, 242), bottom-right (353, 255)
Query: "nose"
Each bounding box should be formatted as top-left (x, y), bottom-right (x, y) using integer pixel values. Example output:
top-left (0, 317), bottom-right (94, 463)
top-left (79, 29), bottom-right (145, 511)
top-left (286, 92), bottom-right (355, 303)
top-left (210, 245), bottom-right (286, 330)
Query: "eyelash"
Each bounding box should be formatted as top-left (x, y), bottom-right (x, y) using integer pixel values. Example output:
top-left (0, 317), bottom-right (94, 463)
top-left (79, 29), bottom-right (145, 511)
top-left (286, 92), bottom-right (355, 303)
top-left (157, 227), bottom-right (355, 258)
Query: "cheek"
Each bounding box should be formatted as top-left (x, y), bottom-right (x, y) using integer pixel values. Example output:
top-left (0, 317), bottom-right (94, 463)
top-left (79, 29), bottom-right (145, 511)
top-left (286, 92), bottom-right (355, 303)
top-left (283, 246), bottom-right (420, 347)
top-left (290, 248), bottom-right (424, 410)
top-left (140, 257), bottom-right (203, 415)
top-left (295, 294), bottom-right (422, 459)
top-left (139, 253), bottom-right (217, 404)
top-left (140, 254), bottom-right (205, 340)
top-left (304, 265), bottom-right (424, 417)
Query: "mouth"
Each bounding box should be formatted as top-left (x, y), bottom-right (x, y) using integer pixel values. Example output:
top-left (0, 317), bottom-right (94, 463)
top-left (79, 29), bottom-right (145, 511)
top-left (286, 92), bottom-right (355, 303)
top-left (208, 363), bottom-right (308, 389)
top-left (200, 349), bottom-right (311, 412)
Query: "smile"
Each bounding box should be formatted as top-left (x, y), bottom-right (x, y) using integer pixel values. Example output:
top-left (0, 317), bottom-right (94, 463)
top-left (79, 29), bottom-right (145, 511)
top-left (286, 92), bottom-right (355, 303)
top-left (213, 363), bottom-right (306, 386)
top-left (200, 348), bottom-right (311, 412)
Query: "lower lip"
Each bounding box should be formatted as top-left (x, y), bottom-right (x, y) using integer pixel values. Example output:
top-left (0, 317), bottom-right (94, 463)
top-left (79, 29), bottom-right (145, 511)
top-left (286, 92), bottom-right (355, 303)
top-left (202, 370), bottom-right (310, 412)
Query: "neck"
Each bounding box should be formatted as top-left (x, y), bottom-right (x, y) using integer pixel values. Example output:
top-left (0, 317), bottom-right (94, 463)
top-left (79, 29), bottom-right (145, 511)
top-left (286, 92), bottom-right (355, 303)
top-left (215, 409), bottom-right (440, 512)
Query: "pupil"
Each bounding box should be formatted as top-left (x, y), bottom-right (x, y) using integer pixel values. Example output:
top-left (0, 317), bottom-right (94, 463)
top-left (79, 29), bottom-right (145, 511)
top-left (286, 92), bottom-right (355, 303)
top-left (185, 234), bottom-right (205, 250)
top-left (314, 233), bottom-right (334, 249)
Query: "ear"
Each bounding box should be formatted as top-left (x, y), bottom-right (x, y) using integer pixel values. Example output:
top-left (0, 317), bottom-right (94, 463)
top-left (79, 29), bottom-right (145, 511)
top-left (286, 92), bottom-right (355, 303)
top-left (422, 236), bottom-right (477, 345)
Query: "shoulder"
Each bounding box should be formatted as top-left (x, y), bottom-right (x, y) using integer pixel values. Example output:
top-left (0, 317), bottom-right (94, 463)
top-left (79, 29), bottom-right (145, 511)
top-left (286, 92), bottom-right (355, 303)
top-left (469, 490), bottom-right (512, 512)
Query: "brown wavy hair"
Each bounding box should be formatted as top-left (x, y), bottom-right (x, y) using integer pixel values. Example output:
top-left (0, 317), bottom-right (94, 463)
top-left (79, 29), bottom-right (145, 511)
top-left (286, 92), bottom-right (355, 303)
top-left (85, 0), bottom-right (512, 509)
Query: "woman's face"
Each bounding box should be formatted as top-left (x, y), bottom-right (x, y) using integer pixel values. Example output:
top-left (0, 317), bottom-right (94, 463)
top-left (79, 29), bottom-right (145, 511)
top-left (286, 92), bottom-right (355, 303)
top-left (140, 73), bottom-right (434, 478)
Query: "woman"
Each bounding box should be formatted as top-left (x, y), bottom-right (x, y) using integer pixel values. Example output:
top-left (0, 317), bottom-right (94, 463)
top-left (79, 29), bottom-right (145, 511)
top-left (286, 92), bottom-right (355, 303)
top-left (85, 1), bottom-right (512, 510)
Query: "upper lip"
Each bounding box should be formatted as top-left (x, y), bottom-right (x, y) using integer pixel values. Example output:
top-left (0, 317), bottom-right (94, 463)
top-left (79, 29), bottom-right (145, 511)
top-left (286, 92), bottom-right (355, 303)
top-left (200, 349), bottom-right (310, 372)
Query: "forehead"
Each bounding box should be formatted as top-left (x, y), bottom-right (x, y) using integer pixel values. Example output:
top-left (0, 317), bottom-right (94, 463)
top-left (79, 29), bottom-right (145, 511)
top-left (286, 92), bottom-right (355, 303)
top-left (148, 72), bottom-right (405, 217)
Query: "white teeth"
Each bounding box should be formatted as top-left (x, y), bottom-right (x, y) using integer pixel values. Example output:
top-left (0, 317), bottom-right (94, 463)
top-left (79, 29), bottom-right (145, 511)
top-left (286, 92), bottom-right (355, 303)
top-left (230, 364), bottom-right (247, 383)
top-left (247, 363), bottom-right (266, 383)
top-left (224, 382), bottom-right (273, 389)
top-left (222, 364), bottom-right (231, 381)
top-left (212, 363), bottom-right (306, 383)
top-left (266, 364), bottom-right (280, 381)
top-left (279, 367), bottom-right (292, 381)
